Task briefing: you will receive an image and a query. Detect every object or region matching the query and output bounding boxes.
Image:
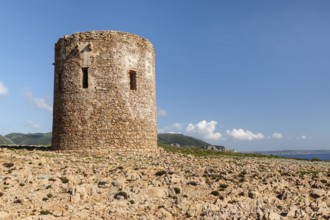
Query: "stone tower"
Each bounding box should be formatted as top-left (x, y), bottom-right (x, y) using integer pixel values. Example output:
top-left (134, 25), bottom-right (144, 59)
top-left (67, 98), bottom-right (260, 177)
top-left (52, 31), bottom-right (157, 152)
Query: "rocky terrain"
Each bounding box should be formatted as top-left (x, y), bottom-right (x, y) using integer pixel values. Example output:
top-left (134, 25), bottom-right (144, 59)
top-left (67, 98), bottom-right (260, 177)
top-left (0, 147), bottom-right (329, 220)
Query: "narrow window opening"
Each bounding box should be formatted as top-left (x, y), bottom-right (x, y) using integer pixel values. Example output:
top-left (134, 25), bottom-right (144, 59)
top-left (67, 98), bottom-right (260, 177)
top-left (129, 70), bottom-right (137, 90)
top-left (58, 72), bottom-right (62, 92)
top-left (82, 68), bottom-right (88, 89)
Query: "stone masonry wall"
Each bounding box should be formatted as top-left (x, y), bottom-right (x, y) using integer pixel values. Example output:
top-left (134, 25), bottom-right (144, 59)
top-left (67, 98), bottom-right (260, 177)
top-left (52, 31), bottom-right (157, 152)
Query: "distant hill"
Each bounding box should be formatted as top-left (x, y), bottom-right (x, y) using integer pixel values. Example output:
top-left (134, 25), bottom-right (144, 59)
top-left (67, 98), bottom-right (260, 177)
top-left (0, 135), bottom-right (14, 145)
top-left (158, 133), bottom-right (210, 147)
top-left (5, 132), bottom-right (52, 146)
top-left (2, 132), bottom-right (225, 150)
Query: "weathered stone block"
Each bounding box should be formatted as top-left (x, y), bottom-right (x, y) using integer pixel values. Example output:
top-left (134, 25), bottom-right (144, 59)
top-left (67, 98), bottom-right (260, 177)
top-left (52, 31), bottom-right (157, 152)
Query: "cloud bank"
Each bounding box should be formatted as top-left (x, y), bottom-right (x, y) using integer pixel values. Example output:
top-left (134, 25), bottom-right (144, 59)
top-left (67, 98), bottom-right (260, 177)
top-left (0, 81), bottom-right (8, 96)
top-left (300, 135), bottom-right (313, 140)
top-left (186, 120), bottom-right (222, 141)
top-left (226, 128), bottom-right (264, 141)
top-left (24, 90), bottom-right (52, 113)
top-left (158, 108), bottom-right (168, 117)
top-left (172, 122), bottom-right (183, 130)
top-left (272, 132), bottom-right (283, 139)
top-left (25, 121), bottom-right (42, 131)
top-left (159, 120), bottom-right (311, 144)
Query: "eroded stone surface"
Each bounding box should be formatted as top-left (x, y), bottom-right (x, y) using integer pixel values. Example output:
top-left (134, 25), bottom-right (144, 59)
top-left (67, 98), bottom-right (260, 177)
top-left (0, 148), bottom-right (329, 219)
top-left (52, 31), bottom-right (157, 152)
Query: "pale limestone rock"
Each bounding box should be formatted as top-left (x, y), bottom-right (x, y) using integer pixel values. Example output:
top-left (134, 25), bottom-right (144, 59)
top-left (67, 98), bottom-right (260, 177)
top-left (287, 205), bottom-right (298, 217)
top-left (125, 170), bottom-right (141, 181)
top-left (269, 211), bottom-right (281, 220)
top-left (156, 207), bottom-right (173, 220)
top-left (143, 186), bottom-right (167, 199)
top-left (310, 189), bottom-right (325, 199)
top-left (0, 211), bottom-right (10, 219)
top-left (0, 149), bottom-right (329, 219)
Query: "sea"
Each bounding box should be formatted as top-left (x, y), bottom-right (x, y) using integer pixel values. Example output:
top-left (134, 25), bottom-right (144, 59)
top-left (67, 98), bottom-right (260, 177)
top-left (280, 154), bottom-right (330, 161)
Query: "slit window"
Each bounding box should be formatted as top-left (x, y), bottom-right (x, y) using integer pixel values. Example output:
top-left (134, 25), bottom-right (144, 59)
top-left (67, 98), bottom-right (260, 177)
top-left (82, 68), bottom-right (88, 88)
top-left (129, 70), bottom-right (137, 90)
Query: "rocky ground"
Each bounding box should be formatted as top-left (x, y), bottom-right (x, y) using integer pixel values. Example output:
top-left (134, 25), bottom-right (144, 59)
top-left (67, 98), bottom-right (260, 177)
top-left (0, 147), bottom-right (329, 220)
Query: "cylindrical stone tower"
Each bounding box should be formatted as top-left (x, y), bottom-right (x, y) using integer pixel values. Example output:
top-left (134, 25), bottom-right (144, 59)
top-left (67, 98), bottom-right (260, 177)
top-left (52, 31), bottom-right (157, 152)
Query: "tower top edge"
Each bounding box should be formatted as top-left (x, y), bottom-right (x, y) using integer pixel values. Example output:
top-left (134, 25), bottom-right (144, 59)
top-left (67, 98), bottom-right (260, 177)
top-left (56, 30), bottom-right (154, 48)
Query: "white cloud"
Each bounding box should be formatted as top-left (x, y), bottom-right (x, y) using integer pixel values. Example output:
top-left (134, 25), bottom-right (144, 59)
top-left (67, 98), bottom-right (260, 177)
top-left (158, 108), bottom-right (168, 117)
top-left (0, 81), bottom-right (8, 96)
top-left (25, 121), bottom-right (42, 131)
top-left (272, 132), bottom-right (283, 139)
top-left (24, 90), bottom-right (52, 113)
top-left (226, 128), bottom-right (264, 141)
top-left (158, 122), bottom-right (184, 134)
top-left (158, 128), bottom-right (165, 133)
top-left (172, 122), bottom-right (183, 130)
top-left (186, 120), bottom-right (222, 141)
top-left (299, 135), bottom-right (312, 140)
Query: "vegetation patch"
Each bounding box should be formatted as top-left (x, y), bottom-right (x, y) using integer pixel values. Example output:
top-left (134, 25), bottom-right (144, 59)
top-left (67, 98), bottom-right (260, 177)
top-left (219, 184), bottom-right (228, 189)
top-left (228, 200), bottom-right (238, 204)
top-left (155, 170), bottom-right (167, 176)
top-left (3, 162), bottom-right (14, 168)
top-left (159, 144), bottom-right (282, 159)
top-left (310, 158), bottom-right (321, 162)
top-left (40, 210), bottom-right (52, 215)
top-left (187, 181), bottom-right (198, 186)
top-left (59, 177), bottom-right (69, 184)
top-left (14, 198), bottom-right (22, 204)
top-left (174, 187), bottom-right (181, 194)
top-left (98, 181), bottom-right (108, 186)
top-left (114, 191), bottom-right (128, 200)
top-left (129, 200), bottom-right (135, 204)
top-left (211, 191), bottom-right (220, 196)
top-left (299, 170), bottom-right (319, 176)
top-left (47, 193), bottom-right (53, 198)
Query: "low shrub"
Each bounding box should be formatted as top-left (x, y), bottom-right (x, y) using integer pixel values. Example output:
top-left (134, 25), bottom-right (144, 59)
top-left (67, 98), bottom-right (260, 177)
top-left (3, 162), bottom-right (14, 168)
top-left (40, 210), bottom-right (52, 215)
top-left (174, 187), bottom-right (181, 194)
top-left (219, 184), bottom-right (228, 189)
top-left (155, 170), bottom-right (167, 176)
top-left (311, 158), bottom-right (321, 162)
top-left (211, 191), bottom-right (219, 196)
top-left (114, 191), bottom-right (128, 200)
top-left (187, 181), bottom-right (198, 186)
top-left (59, 177), bottom-right (69, 184)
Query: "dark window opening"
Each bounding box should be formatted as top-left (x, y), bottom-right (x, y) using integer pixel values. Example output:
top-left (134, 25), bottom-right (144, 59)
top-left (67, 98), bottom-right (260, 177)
top-left (129, 70), bottom-right (137, 90)
top-left (82, 68), bottom-right (88, 88)
top-left (58, 73), bottom-right (62, 92)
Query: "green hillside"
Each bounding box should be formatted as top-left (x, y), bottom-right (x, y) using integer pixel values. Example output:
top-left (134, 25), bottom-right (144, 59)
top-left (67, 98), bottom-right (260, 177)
top-left (2, 132), bottom-right (223, 150)
top-left (0, 135), bottom-right (14, 145)
top-left (158, 133), bottom-right (211, 147)
top-left (5, 132), bottom-right (52, 146)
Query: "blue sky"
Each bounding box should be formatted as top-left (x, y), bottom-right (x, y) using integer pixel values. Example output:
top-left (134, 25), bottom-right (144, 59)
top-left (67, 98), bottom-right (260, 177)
top-left (0, 0), bottom-right (329, 151)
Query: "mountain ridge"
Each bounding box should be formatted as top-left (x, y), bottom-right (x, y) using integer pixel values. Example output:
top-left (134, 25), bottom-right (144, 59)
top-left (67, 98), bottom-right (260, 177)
top-left (158, 133), bottom-right (210, 147)
top-left (0, 134), bottom-right (14, 145)
top-left (3, 132), bottom-right (52, 146)
top-left (158, 133), bottom-right (226, 151)
top-left (1, 132), bottom-right (225, 150)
